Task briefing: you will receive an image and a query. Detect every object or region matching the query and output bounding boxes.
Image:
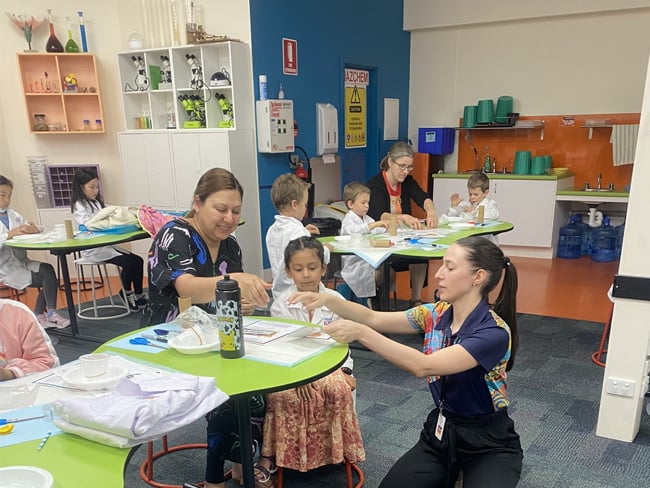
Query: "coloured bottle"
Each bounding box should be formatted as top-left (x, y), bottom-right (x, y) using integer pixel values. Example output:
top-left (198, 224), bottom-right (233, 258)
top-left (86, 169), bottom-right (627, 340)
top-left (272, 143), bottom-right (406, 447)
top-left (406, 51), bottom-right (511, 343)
top-left (45, 9), bottom-right (64, 53)
top-left (64, 17), bottom-right (80, 53)
top-left (77, 11), bottom-right (88, 52)
top-left (556, 215), bottom-right (582, 259)
top-left (216, 275), bottom-right (244, 359)
top-left (258, 75), bottom-right (268, 101)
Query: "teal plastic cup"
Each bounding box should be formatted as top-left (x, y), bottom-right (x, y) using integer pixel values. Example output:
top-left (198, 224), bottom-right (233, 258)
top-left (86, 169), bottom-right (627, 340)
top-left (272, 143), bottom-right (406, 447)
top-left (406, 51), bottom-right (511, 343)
top-left (495, 96), bottom-right (513, 124)
top-left (477, 99), bottom-right (494, 124)
top-left (463, 105), bottom-right (477, 128)
top-left (531, 156), bottom-right (546, 175)
top-left (543, 155), bottom-right (552, 169)
top-left (514, 151), bottom-right (531, 174)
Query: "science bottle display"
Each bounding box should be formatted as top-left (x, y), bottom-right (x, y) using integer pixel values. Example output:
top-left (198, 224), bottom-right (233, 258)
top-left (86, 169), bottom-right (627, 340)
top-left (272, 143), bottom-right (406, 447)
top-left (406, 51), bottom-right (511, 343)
top-left (45, 9), bottom-right (64, 53)
top-left (64, 17), bottom-right (80, 53)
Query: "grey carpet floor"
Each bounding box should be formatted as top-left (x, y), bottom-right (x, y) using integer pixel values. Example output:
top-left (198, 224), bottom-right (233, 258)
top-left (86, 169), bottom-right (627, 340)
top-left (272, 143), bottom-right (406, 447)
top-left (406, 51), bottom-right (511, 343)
top-left (48, 301), bottom-right (650, 487)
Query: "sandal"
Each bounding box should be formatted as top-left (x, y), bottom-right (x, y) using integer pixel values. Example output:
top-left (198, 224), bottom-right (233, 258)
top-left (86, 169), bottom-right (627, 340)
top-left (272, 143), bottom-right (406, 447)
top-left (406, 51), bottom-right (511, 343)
top-left (252, 462), bottom-right (276, 488)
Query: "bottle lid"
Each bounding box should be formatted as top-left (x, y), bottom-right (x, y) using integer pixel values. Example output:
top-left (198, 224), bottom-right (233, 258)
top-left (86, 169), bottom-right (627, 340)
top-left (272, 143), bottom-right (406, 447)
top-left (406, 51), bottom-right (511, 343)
top-left (259, 75), bottom-right (267, 82)
top-left (217, 274), bottom-right (239, 291)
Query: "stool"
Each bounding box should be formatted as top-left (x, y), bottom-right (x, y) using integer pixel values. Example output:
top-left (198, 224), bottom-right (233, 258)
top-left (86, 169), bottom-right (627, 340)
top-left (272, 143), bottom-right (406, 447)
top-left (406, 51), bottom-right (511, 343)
top-left (277, 460), bottom-right (364, 488)
top-left (74, 259), bottom-right (130, 320)
top-left (139, 435), bottom-right (207, 488)
top-left (592, 302), bottom-right (615, 367)
top-left (58, 251), bottom-right (104, 292)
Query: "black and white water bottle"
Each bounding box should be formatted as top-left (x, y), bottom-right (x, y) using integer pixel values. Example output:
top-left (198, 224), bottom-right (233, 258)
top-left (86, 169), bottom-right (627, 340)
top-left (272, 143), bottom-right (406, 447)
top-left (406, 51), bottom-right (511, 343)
top-left (216, 275), bottom-right (244, 359)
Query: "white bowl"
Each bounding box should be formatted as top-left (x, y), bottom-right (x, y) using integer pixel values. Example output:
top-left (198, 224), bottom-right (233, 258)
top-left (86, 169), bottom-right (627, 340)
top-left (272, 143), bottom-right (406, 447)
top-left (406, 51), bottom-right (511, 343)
top-left (0, 466), bottom-right (53, 488)
top-left (167, 328), bottom-right (220, 355)
top-left (61, 363), bottom-right (129, 391)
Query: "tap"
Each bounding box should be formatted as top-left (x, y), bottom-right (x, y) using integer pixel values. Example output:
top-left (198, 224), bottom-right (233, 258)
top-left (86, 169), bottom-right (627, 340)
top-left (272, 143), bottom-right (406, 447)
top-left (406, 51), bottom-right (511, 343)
top-left (597, 173), bottom-right (602, 190)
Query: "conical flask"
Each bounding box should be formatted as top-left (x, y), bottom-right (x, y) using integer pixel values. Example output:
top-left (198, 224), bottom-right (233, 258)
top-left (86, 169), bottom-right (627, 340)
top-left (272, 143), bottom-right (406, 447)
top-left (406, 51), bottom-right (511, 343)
top-left (64, 17), bottom-right (79, 53)
top-left (45, 9), bottom-right (64, 52)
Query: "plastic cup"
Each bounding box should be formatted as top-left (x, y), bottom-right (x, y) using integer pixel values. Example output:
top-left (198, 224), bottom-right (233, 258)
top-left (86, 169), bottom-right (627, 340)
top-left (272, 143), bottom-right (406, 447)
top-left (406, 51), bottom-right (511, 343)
top-left (514, 151), bottom-right (531, 174)
top-left (495, 96), bottom-right (513, 124)
top-left (462, 105), bottom-right (477, 128)
top-left (543, 155), bottom-right (552, 169)
top-left (531, 156), bottom-right (546, 175)
top-left (476, 99), bottom-right (494, 124)
top-left (80, 353), bottom-right (109, 378)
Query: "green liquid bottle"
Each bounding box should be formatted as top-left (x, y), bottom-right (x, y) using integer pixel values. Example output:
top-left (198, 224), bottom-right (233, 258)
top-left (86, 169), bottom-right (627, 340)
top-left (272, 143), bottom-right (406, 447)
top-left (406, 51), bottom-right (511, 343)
top-left (64, 17), bottom-right (80, 53)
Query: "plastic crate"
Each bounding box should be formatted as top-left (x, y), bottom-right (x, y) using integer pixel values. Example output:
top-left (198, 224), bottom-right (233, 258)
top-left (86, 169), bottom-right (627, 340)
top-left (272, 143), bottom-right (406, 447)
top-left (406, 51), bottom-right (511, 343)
top-left (46, 164), bottom-right (101, 208)
top-left (418, 127), bottom-right (455, 155)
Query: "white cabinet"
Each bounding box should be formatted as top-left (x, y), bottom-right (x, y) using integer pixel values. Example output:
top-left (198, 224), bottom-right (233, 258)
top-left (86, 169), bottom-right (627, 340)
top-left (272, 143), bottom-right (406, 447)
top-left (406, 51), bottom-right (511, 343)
top-left (432, 175), bottom-right (575, 258)
top-left (118, 130), bottom-right (263, 276)
top-left (117, 41), bottom-right (253, 131)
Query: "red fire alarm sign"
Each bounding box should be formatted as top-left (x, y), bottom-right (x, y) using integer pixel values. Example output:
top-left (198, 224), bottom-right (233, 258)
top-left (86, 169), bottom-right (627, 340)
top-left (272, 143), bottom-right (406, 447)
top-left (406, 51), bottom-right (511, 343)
top-left (283, 38), bottom-right (298, 76)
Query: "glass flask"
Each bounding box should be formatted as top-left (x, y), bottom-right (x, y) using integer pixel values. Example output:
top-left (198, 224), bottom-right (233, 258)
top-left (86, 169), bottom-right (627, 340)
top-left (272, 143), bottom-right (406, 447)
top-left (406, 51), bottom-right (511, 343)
top-left (64, 17), bottom-right (79, 53)
top-left (45, 9), bottom-right (64, 52)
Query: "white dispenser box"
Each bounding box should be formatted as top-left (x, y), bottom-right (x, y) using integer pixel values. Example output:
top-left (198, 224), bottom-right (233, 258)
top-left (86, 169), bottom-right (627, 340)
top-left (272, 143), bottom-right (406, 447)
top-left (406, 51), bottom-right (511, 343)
top-left (256, 100), bottom-right (294, 153)
top-left (316, 103), bottom-right (338, 155)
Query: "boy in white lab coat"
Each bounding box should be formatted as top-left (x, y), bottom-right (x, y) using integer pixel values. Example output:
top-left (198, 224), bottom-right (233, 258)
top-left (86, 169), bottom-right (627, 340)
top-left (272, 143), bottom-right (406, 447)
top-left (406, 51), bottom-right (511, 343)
top-left (340, 183), bottom-right (389, 301)
top-left (266, 173), bottom-right (330, 298)
top-left (447, 172), bottom-right (499, 221)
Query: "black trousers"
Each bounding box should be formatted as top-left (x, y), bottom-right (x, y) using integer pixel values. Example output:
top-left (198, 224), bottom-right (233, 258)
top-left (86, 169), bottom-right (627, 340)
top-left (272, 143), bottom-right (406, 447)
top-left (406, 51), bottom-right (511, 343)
top-left (380, 407), bottom-right (523, 488)
top-left (105, 250), bottom-right (144, 294)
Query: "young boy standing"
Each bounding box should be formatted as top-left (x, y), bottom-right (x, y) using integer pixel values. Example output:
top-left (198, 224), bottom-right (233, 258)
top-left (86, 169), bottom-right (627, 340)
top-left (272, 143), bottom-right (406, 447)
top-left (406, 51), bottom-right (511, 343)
top-left (340, 183), bottom-right (389, 300)
top-left (448, 172), bottom-right (500, 220)
top-left (266, 174), bottom-right (329, 298)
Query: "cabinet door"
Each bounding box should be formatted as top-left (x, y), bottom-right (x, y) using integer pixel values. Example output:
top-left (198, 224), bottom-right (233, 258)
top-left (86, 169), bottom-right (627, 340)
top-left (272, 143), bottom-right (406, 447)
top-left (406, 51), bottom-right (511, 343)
top-left (491, 179), bottom-right (557, 247)
top-left (119, 133), bottom-right (175, 209)
top-left (170, 132), bottom-right (230, 209)
top-left (432, 178), bottom-right (469, 216)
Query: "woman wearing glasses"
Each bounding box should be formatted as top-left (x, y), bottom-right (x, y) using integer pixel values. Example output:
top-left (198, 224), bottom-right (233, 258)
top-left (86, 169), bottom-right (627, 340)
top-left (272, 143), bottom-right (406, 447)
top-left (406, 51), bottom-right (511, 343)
top-left (367, 141), bottom-right (438, 307)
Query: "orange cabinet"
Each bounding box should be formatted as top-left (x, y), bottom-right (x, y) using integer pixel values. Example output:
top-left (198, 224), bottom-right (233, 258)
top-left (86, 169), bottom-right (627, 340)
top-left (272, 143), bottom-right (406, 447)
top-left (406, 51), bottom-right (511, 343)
top-left (17, 53), bottom-right (105, 134)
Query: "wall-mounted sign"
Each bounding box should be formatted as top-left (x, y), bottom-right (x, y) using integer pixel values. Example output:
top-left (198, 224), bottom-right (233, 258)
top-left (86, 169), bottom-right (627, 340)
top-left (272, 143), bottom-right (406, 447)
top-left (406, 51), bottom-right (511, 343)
top-left (344, 69), bottom-right (368, 149)
top-left (283, 38), bottom-right (298, 76)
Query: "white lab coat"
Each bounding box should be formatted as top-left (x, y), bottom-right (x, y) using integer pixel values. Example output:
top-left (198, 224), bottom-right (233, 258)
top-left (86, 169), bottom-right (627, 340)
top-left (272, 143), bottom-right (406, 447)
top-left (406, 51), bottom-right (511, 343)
top-left (0, 209), bottom-right (42, 289)
top-left (266, 215), bottom-right (330, 299)
top-left (447, 197), bottom-right (499, 221)
top-left (73, 201), bottom-right (121, 262)
top-left (270, 283), bottom-right (352, 370)
top-left (340, 211), bottom-right (384, 298)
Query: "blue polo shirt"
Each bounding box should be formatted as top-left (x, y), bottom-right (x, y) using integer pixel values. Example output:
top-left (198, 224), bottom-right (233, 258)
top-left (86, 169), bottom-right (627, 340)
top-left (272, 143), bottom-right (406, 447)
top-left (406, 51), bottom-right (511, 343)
top-left (406, 300), bottom-right (511, 417)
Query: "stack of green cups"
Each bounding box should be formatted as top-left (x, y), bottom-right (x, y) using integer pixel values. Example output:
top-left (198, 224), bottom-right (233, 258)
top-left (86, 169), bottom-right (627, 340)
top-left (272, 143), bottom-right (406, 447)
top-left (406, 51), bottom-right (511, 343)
top-left (463, 105), bottom-right (477, 128)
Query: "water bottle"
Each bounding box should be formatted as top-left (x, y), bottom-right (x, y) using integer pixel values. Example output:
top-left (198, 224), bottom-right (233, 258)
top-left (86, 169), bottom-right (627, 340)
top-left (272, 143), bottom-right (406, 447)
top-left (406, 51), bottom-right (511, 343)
top-left (590, 217), bottom-right (617, 263)
top-left (557, 215), bottom-right (582, 259)
top-left (615, 219), bottom-right (625, 259)
top-left (216, 275), bottom-right (244, 359)
top-left (574, 213), bottom-right (591, 255)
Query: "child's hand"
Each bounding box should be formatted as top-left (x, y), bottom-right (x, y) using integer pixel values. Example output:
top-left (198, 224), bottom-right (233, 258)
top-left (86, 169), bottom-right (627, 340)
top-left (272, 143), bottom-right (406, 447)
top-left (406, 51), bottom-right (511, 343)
top-left (305, 224), bottom-right (320, 235)
top-left (450, 193), bottom-right (461, 207)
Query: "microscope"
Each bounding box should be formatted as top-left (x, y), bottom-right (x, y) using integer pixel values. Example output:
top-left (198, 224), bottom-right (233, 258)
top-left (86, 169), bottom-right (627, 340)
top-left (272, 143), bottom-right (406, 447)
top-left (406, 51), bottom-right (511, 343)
top-left (185, 54), bottom-right (204, 90)
top-left (160, 55), bottom-right (172, 84)
top-left (131, 55), bottom-right (149, 91)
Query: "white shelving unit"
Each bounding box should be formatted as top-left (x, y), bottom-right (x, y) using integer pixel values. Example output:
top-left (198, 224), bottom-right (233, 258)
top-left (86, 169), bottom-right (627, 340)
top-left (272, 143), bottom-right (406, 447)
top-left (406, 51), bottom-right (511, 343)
top-left (117, 41), bottom-right (253, 131)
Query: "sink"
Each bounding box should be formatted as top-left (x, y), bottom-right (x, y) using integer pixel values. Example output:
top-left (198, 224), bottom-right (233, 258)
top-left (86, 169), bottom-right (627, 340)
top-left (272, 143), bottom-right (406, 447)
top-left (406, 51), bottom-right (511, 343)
top-left (583, 188), bottom-right (613, 192)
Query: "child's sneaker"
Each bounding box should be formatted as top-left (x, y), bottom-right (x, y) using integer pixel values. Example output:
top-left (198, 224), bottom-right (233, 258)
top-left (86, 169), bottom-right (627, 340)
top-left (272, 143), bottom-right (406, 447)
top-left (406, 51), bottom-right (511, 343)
top-left (119, 290), bottom-right (139, 311)
top-left (45, 311), bottom-right (70, 329)
top-left (35, 313), bottom-right (47, 327)
top-left (134, 295), bottom-right (148, 309)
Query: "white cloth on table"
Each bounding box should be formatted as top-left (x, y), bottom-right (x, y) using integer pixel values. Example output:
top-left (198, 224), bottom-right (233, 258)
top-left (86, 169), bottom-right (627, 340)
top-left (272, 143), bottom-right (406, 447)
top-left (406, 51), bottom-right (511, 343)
top-left (52, 372), bottom-right (228, 447)
top-left (610, 124), bottom-right (639, 166)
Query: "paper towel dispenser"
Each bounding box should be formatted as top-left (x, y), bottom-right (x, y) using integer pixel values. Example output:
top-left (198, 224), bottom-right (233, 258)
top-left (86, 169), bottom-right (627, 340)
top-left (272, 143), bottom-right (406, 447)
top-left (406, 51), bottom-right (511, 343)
top-left (316, 103), bottom-right (338, 155)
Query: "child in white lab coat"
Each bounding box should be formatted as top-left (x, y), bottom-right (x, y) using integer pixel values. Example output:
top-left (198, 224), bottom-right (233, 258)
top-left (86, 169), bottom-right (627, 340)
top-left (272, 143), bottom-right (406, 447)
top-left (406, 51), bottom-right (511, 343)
top-left (258, 236), bottom-right (363, 478)
top-left (265, 173), bottom-right (329, 298)
top-left (0, 175), bottom-right (70, 329)
top-left (447, 172), bottom-right (499, 221)
top-left (340, 182), bottom-right (389, 300)
top-left (70, 168), bottom-right (146, 311)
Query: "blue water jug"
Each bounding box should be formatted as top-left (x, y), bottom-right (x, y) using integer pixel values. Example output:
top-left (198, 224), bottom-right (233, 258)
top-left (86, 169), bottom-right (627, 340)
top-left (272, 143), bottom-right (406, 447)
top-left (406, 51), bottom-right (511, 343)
top-left (557, 215), bottom-right (583, 259)
top-left (590, 217), bottom-right (618, 262)
top-left (615, 220), bottom-right (625, 259)
top-left (574, 213), bottom-right (591, 255)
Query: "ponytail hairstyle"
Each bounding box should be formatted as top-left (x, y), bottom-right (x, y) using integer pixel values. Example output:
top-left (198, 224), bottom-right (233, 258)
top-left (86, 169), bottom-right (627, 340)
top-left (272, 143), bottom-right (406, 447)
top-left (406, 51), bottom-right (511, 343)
top-left (379, 141), bottom-right (414, 171)
top-left (456, 236), bottom-right (519, 371)
top-left (284, 236), bottom-right (325, 269)
top-left (70, 167), bottom-right (103, 212)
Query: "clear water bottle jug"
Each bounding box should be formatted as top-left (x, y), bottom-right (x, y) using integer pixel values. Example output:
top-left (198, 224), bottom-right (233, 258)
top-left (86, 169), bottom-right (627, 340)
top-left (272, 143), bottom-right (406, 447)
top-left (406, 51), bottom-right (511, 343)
top-left (574, 213), bottom-right (591, 256)
top-left (557, 215), bottom-right (583, 259)
top-left (615, 220), bottom-right (625, 259)
top-left (590, 217), bottom-right (618, 262)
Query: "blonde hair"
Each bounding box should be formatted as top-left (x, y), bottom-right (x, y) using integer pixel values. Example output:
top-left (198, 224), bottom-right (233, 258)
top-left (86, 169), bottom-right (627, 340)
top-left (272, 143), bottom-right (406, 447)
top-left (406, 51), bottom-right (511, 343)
top-left (343, 182), bottom-right (370, 205)
top-left (270, 173), bottom-right (311, 211)
top-left (379, 141), bottom-right (414, 171)
top-left (467, 173), bottom-right (490, 193)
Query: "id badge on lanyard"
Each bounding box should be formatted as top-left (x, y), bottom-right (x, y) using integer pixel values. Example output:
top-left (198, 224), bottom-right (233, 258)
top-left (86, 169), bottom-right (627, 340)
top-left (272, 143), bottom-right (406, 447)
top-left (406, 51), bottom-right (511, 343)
top-left (435, 333), bottom-right (452, 441)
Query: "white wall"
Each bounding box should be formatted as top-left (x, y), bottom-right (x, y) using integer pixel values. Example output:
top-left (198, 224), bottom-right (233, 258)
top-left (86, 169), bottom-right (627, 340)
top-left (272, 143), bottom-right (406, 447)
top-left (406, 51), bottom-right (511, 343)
top-left (1, 0), bottom-right (251, 224)
top-left (405, 1), bottom-right (650, 170)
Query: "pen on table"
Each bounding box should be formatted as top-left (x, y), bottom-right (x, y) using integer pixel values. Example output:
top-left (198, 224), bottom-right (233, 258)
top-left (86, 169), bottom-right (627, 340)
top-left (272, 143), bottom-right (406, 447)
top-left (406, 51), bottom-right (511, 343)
top-left (0, 415), bottom-right (45, 426)
top-left (37, 430), bottom-right (52, 451)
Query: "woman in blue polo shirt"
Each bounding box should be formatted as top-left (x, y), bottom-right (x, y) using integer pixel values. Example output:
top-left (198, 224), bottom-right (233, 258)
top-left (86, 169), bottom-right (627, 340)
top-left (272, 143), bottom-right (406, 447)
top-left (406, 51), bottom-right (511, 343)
top-left (287, 235), bottom-right (522, 488)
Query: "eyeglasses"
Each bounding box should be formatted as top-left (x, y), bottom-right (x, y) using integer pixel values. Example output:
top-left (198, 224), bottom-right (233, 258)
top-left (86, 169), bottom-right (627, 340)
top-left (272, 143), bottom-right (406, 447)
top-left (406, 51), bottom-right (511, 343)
top-left (392, 160), bottom-right (414, 172)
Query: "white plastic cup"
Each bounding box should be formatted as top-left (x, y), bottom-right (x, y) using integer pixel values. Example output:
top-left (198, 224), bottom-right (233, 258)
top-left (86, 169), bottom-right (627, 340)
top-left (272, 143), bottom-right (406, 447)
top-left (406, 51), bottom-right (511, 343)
top-left (79, 353), bottom-right (109, 378)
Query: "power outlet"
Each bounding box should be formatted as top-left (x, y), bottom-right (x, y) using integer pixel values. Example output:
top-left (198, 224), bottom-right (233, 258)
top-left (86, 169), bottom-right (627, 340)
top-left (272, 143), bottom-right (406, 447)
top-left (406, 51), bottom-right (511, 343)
top-left (606, 377), bottom-right (636, 398)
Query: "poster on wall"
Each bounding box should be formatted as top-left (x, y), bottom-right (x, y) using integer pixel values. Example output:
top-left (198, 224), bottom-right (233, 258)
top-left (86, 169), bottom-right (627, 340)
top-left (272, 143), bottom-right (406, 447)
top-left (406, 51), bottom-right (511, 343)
top-left (344, 68), bottom-right (368, 149)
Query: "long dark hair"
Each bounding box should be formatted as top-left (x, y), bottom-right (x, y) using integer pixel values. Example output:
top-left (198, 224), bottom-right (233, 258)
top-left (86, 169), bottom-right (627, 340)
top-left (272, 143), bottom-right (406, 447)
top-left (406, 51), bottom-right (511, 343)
top-left (284, 236), bottom-right (325, 268)
top-left (186, 168), bottom-right (243, 218)
top-left (70, 167), bottom-right (103, 212)
top-left (456, 236), bottom-right (519, 371)
top-left (0, 175), bottom-right (14, 188)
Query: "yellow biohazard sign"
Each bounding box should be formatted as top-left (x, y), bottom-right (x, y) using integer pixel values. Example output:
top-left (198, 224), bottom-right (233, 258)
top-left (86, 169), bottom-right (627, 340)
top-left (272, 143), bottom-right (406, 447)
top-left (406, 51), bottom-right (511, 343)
top-left (345, 85), bottom-right (366, 148)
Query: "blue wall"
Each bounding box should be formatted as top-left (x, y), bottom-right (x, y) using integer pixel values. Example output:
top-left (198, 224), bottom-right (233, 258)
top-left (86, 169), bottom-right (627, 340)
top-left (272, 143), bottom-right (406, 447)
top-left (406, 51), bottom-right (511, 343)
top-left (250, 0), bottom-right (410, 268)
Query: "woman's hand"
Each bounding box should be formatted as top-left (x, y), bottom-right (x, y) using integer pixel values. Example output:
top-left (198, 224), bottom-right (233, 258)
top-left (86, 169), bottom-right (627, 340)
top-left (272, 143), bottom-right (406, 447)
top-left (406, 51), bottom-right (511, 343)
top-left (400, 214), bottom-right (423, 230)
top-left (305, 224), bottom-right (320, 235)
top-left (425, 212), bottom-right (438, 229)
top-left (322, 318), bottom-right (366, 344)
top-left (240, 298), bottom-right (256, 315)
top-left (229, 273), bottom-right (271, 309)
top-left (286, 291), bottom-right (328, 310)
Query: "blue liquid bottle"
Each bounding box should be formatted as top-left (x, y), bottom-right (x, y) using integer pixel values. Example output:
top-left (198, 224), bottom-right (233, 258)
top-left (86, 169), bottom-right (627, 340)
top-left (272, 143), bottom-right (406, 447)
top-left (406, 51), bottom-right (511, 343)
top-left (590, 217), bottom-right (618, 262)
top-left (77, 11), bottom-right (88, 52)
top-left (557, 215), bottom-right (583, 259)
top-left (574, 213), bottom-right (591, 255)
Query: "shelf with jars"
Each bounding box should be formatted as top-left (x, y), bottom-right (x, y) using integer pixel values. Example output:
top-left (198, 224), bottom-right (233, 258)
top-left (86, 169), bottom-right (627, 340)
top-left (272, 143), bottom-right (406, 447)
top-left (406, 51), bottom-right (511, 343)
top-left (17, 52), bottom-right (105, 134)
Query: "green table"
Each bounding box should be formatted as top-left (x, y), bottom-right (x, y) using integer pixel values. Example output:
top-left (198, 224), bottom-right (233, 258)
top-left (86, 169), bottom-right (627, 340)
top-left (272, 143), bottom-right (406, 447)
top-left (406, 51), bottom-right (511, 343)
top-left (0, 318), bottom-right (348, 488)
top-left (5, 230), bottom-right (150, 341)
top-left (322, 221), bottom-right (514, 309)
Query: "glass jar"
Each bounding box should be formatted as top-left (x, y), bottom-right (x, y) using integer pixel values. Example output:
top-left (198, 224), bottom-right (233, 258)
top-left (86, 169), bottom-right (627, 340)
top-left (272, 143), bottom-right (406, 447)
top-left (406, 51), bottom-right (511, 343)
top-left (33, 113), bottom-right (48, 131)
top-left (82, 119), bottom-right (90, 131)
top-left (95, 119), bottom-right (103, 131)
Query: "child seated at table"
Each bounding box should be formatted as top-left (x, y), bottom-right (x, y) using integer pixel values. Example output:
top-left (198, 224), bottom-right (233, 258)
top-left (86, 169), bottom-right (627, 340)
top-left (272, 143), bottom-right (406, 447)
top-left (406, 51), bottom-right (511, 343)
top-left (257, 236), bottom-right (364, 480)
top-left (447, 172), bottom-right (499, 221)
top-left (0, 299), bottom-right (59, 381)
top-left (266, 173), bottom-right (330, 299)
top-left (0, 175), bottom-right (70, 329)
top-left (70, 168), bottom-right (147, 311)
top-left (339, 182), bottom-right (389, 304)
